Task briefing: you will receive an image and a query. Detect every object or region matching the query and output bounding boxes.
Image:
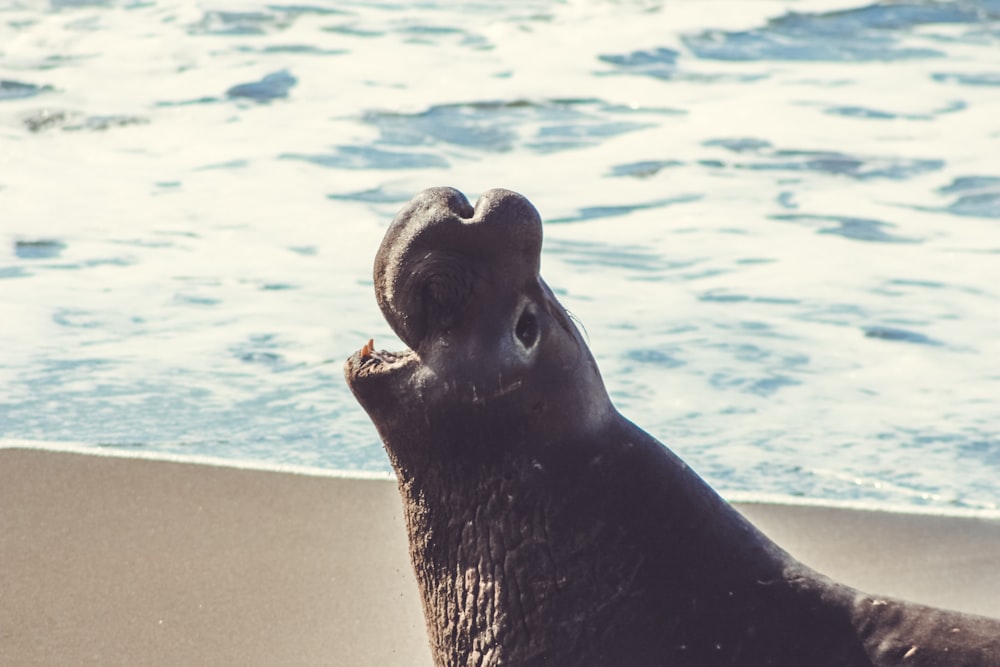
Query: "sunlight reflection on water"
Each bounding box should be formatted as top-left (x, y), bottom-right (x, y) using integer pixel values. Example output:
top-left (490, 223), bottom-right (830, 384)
top-left (1, 0), bottom-right (998, 510)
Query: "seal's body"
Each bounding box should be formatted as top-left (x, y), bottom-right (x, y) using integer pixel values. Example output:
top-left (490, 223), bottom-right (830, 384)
top-left (345, 187), bottom-right (1000, 666)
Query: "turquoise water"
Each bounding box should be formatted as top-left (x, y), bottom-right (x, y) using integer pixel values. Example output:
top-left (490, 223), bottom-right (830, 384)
top-left (1, 0), bottom-right (998, 510)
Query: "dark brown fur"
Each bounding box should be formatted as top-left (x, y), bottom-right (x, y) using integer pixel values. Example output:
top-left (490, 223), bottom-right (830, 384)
top-left (346, 187), bottom-right (1000, 667)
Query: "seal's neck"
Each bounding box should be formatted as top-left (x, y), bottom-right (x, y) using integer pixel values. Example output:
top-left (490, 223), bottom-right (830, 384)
top-left (392, 412), bottom-right (808, 665)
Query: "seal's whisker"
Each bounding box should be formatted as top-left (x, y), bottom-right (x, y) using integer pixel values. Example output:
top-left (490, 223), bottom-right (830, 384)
top-left (565, 308), bottom-right (590, 344)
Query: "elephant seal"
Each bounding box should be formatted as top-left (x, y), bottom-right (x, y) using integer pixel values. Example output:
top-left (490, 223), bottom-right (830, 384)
top-left (344, 187), bottom-right (1000, 666)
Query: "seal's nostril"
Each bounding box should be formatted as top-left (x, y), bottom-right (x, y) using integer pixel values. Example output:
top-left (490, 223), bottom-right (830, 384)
top-left (444, 188), bottom-right (475, 219)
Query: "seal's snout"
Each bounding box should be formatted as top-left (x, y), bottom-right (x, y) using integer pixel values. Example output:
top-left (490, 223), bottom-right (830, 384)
top-left (425, 186), bottom-right (476, 220)
top-left (374, 187), bottom-right (543, 352)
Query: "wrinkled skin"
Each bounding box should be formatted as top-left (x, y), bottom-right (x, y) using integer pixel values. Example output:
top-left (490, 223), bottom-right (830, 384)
top-left (344, 187), bottom-right (1000, 667)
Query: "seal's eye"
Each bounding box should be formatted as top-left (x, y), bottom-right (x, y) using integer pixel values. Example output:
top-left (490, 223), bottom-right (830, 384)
top-left (515, 310), bottom-right (539, 350)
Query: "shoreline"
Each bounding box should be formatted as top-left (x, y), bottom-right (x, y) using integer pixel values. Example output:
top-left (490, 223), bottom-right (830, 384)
top-left (4, 438), bottom-right (998, 519)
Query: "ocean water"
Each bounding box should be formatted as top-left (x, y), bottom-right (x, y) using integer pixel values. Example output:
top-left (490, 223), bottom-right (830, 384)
top-left (1, 0), bottom-right (998, 512)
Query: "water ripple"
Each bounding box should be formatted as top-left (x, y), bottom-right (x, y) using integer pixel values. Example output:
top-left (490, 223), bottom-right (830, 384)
top-left (937, 176), bottom-right (1000, 218)
top-left (598, 47), bottom-right (679, 79)
top-left (15, 239), bottom-right (66, 259)
top-left (821, 99), bottom-right (966, 121)
top-left (280, 146), bottom-right (449, 170)
top-left (189, 10), bottom-right (294, 36)
top-left (0, 80), bottom-right (52, 101)
top-left (226, 70), bottom-right (298, 103)
top-left (682, 2), bottom-right (998, 62)
top-left (863, 326), bottom-right (942, 346)
top-left (545, 238), bottom-right (686, 274)
top-left (704, 137), bottom-right (945, 180)
top-left (548, 195), bottom-right (703, 224)
top-left (770, 214), bottom-right (920, 243)
top-left (360, 98), bottom-right (678, 155)
top-left (607, 160), bottom-right (684, 178)
top-left (22, 109), bottom-right (147, 132)
top-left (932, 71), bottom-right (1000, 87)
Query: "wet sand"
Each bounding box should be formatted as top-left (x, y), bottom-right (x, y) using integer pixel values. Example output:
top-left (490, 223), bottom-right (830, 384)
top-left (2, 447), bottom-right (998, 666)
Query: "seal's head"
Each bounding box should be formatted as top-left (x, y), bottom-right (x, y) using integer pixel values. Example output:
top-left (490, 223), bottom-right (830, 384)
top-left (345, 187), bottom-right (612, 473)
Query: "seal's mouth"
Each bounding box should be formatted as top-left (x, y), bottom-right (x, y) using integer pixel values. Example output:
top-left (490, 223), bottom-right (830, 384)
top-left (346, 337), bottom-right (417, 386)
top-left (343, 334), bottom-right (423, 424)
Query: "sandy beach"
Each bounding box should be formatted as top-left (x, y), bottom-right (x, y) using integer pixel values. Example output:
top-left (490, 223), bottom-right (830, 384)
top-left (2, 446), bottom-right (998, 666)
